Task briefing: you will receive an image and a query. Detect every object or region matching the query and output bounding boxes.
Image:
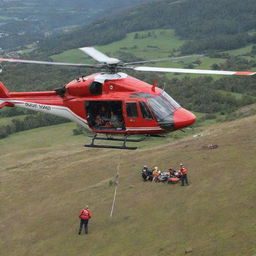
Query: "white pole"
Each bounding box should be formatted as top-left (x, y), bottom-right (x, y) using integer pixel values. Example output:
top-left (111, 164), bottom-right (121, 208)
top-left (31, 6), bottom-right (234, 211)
top-left (110, 160), bottom-right (120, 218)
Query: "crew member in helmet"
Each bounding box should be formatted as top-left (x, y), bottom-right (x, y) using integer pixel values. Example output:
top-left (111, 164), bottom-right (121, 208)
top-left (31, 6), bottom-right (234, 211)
top-left (152, 166), bottom-right (161, 182)
top-left (142, 165), bottom-right (153, 181)
top-left (180, 163), bottom-right (189, 186)
top-left (78, 205), bottom-right (92, 235)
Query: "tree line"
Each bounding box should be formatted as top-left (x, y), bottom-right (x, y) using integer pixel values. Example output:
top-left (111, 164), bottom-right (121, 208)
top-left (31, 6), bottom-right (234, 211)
top-left (0, 112), bottom-right (70, 139)
top-left (38, 0), bottom-right (256, 55)
top-left (180, 33), bottom-right (256, 54)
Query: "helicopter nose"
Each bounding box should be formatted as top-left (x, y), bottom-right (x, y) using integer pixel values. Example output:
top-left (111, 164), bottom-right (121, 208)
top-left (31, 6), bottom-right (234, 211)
top-left (173, 108), bottom-right (196, 129)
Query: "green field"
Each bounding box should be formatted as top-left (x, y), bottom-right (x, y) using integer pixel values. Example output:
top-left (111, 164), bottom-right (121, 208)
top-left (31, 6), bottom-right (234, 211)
top-left (51, 49), bottom-right (95, 64)
top-left (51, 29), bottom-right (184, 62)
top-left (97, 29), bottom-right (183, 59)
top-left (0, 114), bottom-right (256, 256)
top-left (51, 28), bottom-right (238, 80)
top-left (51, 29), bottom-right (206, 69)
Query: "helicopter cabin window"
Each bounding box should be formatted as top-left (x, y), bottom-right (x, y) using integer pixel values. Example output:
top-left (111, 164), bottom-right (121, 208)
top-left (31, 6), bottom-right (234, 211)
top-left (85, 101), bottom-right (124, 130)
top-left (126, 102), bottom-right (138, 118)
top-left (139, 102), bottom-right (153, 120)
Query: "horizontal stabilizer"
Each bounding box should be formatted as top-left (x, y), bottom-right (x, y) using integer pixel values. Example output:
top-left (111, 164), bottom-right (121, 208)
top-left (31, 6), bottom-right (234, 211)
top-left (0, 82), bottom-right (10, 98)
top-left (0, 102), bottom-right (14, 109)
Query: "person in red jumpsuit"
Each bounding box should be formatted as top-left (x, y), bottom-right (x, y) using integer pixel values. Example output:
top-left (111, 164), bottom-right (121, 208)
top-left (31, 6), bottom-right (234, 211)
top-left (78, 205), bottom-right (92, 235)
top-left (180, 163), bottom-right (189, 186)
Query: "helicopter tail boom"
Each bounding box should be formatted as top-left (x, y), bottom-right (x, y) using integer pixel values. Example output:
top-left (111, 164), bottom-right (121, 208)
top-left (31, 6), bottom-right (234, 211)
top-left (0, 82), bottom-right (60, 110)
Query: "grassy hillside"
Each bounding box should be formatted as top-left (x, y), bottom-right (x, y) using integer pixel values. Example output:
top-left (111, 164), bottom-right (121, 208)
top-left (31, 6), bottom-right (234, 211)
top-left (52, 29), bottom-right (184, 61)
top-left (50, 28), bottom-right (227, 80)
top-left (51, 28), bottom-right (255, 75)
top-left (1, 115), bottom-right (256, 256)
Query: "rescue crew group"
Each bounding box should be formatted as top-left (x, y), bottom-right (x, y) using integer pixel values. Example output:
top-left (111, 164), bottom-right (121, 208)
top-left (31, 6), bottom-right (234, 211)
top-left (78, 164), bottom-right (189, 235)
top-left (141, 163), bottom-right (189, 186)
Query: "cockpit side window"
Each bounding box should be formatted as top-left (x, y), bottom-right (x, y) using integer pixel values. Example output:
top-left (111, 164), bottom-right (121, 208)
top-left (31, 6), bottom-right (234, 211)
top-left (139, 102), bottom-right (153, 120)
top-left (126, 102), bottom-right (138, 118)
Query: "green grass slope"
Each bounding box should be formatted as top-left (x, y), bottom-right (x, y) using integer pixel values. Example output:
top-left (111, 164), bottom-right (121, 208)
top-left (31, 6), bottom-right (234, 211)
top-left (51, 29), bottom-right (222, 70)
top-left (0, 116), bottom-right (256, 256)
top-left (51, 28), bottom-right (255, 78)
top-left (51, 29), bottom-right (184, 62)
top-left (51, 28), bottom-right (228, 81)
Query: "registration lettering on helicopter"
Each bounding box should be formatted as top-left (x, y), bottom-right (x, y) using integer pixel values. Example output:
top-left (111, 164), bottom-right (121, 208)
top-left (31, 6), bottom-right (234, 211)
top-left (25, 102), bottom-right (51, 111)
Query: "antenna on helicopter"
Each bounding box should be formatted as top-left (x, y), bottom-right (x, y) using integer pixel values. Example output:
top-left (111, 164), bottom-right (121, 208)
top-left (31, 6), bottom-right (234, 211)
top-left (163, 82), bottom-right (166, 91)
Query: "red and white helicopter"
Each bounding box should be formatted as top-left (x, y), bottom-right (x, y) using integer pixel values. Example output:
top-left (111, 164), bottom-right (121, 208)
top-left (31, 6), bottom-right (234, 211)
top-left (0, 47), bottom-right (255, 149)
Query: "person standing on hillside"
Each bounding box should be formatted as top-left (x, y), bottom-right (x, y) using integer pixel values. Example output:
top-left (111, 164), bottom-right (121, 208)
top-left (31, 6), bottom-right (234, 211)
top-left (180, 163), bottom-right (189, 186)
top-left (78, 205), bottom-right (92, 235)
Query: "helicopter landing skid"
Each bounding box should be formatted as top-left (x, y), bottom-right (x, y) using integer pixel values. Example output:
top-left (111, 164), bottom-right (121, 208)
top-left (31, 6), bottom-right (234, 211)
top-left (85, 134), bottom-right (146, 150)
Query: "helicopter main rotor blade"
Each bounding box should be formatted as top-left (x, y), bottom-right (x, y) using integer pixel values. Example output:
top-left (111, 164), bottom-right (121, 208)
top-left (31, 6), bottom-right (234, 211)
top-left (79, 47), bottom-right (121, 65)
top-left (0, 57), bottom-right (101, 68)
top-left (123, 55), bottom-right (204, 65)
top-left (131, 66), bottom-right (256, 76)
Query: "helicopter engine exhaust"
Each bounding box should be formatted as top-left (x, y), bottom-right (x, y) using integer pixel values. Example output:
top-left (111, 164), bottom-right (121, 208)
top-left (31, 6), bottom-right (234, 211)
top-left (65, 78), bottom-right (103, 97)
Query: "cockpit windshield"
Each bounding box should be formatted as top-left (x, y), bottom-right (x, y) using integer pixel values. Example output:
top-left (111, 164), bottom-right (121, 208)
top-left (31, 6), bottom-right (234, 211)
top-left (160, 91), bottom-right (181, 109)
top-left (147, 92), bottom-right (180, 122)
top-left (148, 96), bottom-right (173, 122)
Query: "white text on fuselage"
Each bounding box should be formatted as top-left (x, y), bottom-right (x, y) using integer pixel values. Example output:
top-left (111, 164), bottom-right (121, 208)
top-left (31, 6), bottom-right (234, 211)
top-left (25, 103), bottom-right (52, 111)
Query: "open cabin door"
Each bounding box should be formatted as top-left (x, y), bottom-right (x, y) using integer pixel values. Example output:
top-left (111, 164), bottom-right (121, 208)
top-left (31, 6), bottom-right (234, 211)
top-left (85, 100), bottom-right (125, 132)
top-left (84, 100), bottom-right (156, 149)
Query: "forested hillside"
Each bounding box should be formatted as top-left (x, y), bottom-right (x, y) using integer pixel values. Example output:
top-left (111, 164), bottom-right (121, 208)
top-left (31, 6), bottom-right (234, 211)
top-left (38, 0), bottom-right (256, 55)
top-left (0, 0), bottom-right (154, 51)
